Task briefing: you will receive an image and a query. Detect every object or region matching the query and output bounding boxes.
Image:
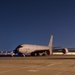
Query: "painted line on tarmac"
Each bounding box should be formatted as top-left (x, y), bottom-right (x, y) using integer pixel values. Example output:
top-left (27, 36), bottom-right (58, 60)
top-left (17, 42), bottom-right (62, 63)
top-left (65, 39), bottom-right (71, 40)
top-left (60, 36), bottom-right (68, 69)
top-left (27, 69), bottom-right (39, 72)
top-left (0, 63), bottom-right (62, 74)
top-left (47, 62), bottom-right (62, 67)
top-left (0, 65), bottom-right (37, 74)
top-left (55, 66), bottom-right (75, 75)
top-left (27, 63), bottom-right (56, 72)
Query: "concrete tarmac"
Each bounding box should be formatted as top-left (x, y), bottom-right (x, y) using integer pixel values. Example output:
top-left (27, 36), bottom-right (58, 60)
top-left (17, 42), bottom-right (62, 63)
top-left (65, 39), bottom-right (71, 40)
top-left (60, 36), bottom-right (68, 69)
top-left (0, 55), bottom-right (75, 75)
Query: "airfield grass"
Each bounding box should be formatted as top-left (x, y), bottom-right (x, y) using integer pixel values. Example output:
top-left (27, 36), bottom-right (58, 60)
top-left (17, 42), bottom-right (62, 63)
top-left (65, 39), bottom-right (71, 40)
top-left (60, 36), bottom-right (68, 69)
top-left (0, 55), bottom-right (75, 75)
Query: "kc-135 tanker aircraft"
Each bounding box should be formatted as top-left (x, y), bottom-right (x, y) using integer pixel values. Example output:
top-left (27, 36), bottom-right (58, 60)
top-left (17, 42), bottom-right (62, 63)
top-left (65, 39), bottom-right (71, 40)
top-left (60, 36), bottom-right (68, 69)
top-left (13, 35), bottom-right (53, 57)
top-left (0, 35), bottom-right (75, 57)
top-left (12, 35), bottom-right (75, 56)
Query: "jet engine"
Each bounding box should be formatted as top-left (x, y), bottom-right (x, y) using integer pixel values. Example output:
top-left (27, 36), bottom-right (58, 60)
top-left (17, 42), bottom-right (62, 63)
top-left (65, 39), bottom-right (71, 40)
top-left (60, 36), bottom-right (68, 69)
top-left (62, 48), bottom-right (68, 54)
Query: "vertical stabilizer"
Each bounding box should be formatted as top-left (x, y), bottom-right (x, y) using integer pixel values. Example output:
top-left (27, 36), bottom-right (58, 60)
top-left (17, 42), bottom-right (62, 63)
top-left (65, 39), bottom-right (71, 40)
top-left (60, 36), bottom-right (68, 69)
top-left (48, 35), bottom-right (53, 55)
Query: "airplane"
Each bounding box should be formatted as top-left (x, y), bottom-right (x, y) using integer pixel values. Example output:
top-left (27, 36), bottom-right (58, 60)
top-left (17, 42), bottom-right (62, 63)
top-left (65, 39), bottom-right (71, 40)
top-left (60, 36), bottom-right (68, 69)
top-left (0, 35), bottom-right (75, 57)
top-left (13, 35), bottom-right (53, 57)
top-left (13, 35), bottom-right (72, 57)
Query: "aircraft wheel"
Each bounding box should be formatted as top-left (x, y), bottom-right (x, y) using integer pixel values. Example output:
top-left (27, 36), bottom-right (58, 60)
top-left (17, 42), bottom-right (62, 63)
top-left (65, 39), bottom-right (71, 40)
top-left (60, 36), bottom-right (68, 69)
top-left (46, 51), bottom-right (50, 55)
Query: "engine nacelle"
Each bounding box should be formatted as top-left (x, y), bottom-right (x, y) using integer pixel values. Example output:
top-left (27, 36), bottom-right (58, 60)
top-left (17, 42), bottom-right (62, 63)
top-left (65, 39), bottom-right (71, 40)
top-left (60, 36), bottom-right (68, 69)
top-left (62, 48), bottom-right (68, 54)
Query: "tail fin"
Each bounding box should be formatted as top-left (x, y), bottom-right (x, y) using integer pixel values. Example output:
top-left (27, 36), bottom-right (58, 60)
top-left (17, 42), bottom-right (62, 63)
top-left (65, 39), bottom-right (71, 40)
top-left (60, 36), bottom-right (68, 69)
top-left (48, 35), bottom-right (53, 55)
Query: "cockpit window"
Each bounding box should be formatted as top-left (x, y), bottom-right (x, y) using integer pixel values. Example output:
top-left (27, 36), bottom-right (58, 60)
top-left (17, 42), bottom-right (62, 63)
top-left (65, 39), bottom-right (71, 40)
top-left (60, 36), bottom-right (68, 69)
top-left (15, 45), bottom-right (23, 50)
